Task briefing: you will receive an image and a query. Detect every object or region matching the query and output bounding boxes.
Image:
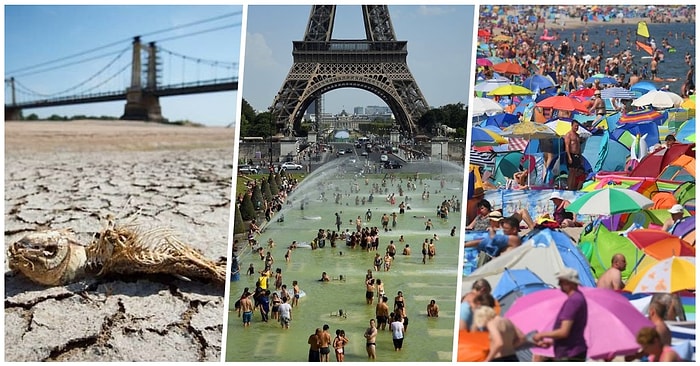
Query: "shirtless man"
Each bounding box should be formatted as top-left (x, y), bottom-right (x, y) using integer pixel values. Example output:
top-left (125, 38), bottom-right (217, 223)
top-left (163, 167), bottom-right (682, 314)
top-left (597, 253), bottom-right (627, 290)
top-left (308, 328), bottom-right (322, 362)
top-left (475, 306), bottom-right (526, 362)
top-left (427, 299), bottom-right (439, 317)
top-left (402, 244), bottom-right (411, 255)
top-left (240, 292), bottom-right (254, 327)
top-left (364, 319), bottom-right (378, 360)
top-left (564, 120), bottom-right (584, 191)
top-left (376, 296), bottom-right (390, 331)
top-left (319, 324), bottom-right (332, 362)
top-left (383, 252), bottom-right (393, 272)
top-left (365, 278), bottom-right (375, 305)
top-left (292, 280), bottom-right (301, 307)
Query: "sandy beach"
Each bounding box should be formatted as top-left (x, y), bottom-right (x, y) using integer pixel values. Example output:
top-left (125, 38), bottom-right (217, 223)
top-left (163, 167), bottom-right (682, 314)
top-left (4, 120), bottom-right (235, 361)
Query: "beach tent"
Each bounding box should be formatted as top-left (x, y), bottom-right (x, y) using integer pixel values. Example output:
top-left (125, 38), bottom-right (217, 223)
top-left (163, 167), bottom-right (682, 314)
top-left (463, 228), bottom-right (596, 293)
top-left (658, 154), bottom-right (695, 183)
top-left (629, 143), bottom-right (695, 178)
top-left (578, 223), bottom-right (645, 281)
top-left (674, 182), bottom-right (695, 214)
top-left (581, 133), bottom-right (630, 174)
top-left (492, 151), bottom-right (523, 186)
top-left (611, 121), bottom-right (660, 150)
top-left (651, 191), bottom-right (678, 210)
top-left (492, 268), bottom-right (554, 315)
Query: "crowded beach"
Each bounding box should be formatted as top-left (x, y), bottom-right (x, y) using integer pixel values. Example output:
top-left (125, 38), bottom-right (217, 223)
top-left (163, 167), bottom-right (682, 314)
top-left (461, 5), bottom-right (695, 362)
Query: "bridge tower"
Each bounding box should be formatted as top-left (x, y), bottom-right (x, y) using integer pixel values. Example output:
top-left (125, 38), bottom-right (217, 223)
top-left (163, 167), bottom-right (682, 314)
top-left (5, 77), bottom-right (21, 120)
top-left (272, 5), bottom-right (429, 137)
top-left (121, 37), bottom-right (163, 122)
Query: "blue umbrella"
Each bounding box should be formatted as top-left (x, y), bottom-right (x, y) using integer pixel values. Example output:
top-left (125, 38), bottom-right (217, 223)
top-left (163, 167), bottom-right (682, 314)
top-left (630, 81), bottom-right (658, 95)
top-left (601, 87), bottom-right (637, 100)
top-left (522, 75), bottom-right (555, 92)
top-left (484, 113), bottom-right (519, 128)
top-left (676, 118), bottom-right (696, 143)
top-left (584, 75), bottom-right (618, 85)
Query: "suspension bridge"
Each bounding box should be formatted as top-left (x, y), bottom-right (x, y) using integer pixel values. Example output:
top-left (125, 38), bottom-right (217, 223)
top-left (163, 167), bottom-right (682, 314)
top-left (5, 13), bottom-right (239, 122)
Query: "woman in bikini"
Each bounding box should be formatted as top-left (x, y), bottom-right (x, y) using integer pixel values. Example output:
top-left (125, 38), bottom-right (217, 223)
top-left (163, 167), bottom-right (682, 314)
top-left (334, 329), bottom-right (349, 362)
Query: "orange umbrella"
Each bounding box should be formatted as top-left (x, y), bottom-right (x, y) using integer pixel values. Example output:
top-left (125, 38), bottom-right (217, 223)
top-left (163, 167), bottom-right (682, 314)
top-left (457, 330), bottom-right (489, 361)
top-left (536, 95), bottom-right (590, 113)
top-left (492, 61), bottom-right (526, 75)
top-left (627, 229), bottom-right (695, 260)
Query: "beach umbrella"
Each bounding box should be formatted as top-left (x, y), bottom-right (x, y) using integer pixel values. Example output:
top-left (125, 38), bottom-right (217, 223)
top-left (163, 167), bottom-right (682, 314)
top-left (492, 34), bottom-right (513, 43)
top-left (483, 113), bottom-right (519, 128)
top-left (630, 81), bottom-right (658, 95)
top-left (545, 117), bottom-right (592, 137)
top-left (492, 61), bottom-right (527, 75)
top-left (487, 56), bottom-right (504, 64)
top-left (566, 187), bottom-right (653, 215)
top-left (680, 98), bottom-right (695, 110)
top-left (472, 97), bottom-right (504, 115)
top-left (671, 216), bottom-right (695, 246)
top-left (505, 286), bottom-right (654, 359)
top-left (569, 87), bottom-right (597, 98)
top-left (618, 108), bottom-right (665, 125)
top-left (477, 29), bottom-right (491, 39)
top-left (536, 95), bottom-right (590, 113)
top-left (487, 84), bottom-right (533, 97)
top-left (584, 75), bottom-right (618, 85)
top-left (471, 126), bottom-right (508, 146)
top-left (522, 75), bottom-right (555, 91)
top-left (627, 229), bottom-right (695, 260)
top-left (475, 58), bottom-right (493, 67)
top-left (632, 90), bottom-right (683, 109)
top-left (601, 87), bottom-right (637, 100)
top-left (474, 79), bottom-right (511, 95)
top-left (624, 256), bottom-right (695, 294)
top-left (502, 121), bottom-right (557, 140)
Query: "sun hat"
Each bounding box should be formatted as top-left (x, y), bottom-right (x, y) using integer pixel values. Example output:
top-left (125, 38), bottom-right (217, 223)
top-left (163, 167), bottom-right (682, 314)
top-left (488, 210), bottom-right (503, 221)
top-left (668, 204), bottom-right (684, 214)
top-left (549, 192), bottom-right (564, 201)
top-left (555, 267), bottom-right (581, 285)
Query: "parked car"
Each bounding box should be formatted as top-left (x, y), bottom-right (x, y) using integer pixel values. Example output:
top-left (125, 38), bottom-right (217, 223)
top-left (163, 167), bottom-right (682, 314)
top-left (281, 162), bottom-right (303, 170)
top-left (379, 154), bottom-right (389, 162)
top-left (238, 165), bottom-right (259, 174)
top-left (360, 151), bottom-right (369, 156)
top-left (383, 161), bottom-right (402, 169)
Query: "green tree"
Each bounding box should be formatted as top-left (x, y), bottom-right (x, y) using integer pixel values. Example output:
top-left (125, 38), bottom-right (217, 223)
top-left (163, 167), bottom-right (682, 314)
top-left (240, 193), bottom-right (256, 221)
top-left (417, 109), bottom-right (447, 135)
top-left (262, 179), bottom-right (272, 202)
top-left (233, 203), bottom-right (245, 234)
top-left (268, 172), bottom-right (279, 196)
top-left (252, 184), bottom-right (264, 211)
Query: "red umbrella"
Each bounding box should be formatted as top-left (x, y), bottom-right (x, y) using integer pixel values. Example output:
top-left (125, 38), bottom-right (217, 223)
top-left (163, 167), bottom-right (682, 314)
top-left (477, 29), bottom-right (491, 39)
top-left (627, 229), bottom-right (695, 260)
top-left (492, 61), bottom-right (527, 75)
top-left (536, 95), bottom-right (590, 113)
top-left (570, 88), bottom-right (597, 98)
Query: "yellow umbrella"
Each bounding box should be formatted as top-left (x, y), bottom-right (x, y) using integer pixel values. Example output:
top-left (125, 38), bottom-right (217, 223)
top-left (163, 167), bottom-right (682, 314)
top-left (680, 98), bottom-right (695, 110)
top-left (492, 34), bottom-right (513, 43)
top-left (487, 84), bottom-right (533, 97)
top-left (624, 256), bottom-right (695, 294)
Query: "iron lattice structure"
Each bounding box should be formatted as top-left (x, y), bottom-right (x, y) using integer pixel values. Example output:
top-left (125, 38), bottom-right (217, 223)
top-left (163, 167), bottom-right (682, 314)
top-left (272, 5), bottom-right (428, 137)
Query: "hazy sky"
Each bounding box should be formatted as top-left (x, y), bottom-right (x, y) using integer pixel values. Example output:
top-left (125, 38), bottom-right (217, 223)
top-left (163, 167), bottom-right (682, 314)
top-left (242, 5), bottom-right (475, 114)
top-left (4, 5), bottom-right (241, 126)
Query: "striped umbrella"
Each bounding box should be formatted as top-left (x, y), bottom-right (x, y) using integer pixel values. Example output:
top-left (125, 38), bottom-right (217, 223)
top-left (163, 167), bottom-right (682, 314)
top-left (601, 87), bottom-right (637, 100)
top-left (566, 187), bottom-right (653, 215)
top-left (618, 108), bottom-right (665, 125)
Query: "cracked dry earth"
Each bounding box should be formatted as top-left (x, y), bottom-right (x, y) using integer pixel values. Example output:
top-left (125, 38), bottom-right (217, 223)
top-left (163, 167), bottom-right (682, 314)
top-left (4, 120), bottom-right (235, 362)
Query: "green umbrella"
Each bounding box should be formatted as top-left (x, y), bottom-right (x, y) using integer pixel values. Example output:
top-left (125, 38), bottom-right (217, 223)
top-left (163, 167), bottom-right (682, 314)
top-left (567, 188), bottom-right (653, 215)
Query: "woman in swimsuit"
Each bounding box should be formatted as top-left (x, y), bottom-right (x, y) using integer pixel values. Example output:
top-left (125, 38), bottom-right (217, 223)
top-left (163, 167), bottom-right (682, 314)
top-left (334, 329), bottom-right (349, 362)
top-left (636, 327), bottom-right (682, 362)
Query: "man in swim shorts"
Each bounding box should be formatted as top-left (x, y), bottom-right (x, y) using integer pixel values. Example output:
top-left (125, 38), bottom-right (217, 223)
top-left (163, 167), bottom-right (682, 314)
top-left (240, 291), bottom-right (254, 327)
top-left (319, 324), bottom-right (332, 361)
top-left (364, 319), bottom-right (378, 359)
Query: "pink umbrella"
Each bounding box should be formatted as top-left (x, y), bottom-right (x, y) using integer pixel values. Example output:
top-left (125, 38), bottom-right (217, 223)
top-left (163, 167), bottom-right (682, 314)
top-left (476, 58), bottom-right (493, 67)
top-left (505, 287), bottom-right (653, 360)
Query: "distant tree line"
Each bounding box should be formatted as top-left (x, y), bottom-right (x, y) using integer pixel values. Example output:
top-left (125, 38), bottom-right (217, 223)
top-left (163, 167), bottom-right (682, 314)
top-left (240, 98), bottom-right (468, 138)
top-left (20, 113), bottom-right (204, 127)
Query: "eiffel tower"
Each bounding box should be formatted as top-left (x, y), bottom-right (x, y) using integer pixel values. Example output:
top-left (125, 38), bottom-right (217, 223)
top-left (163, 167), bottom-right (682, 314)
top-left (271, 5), bottom-right (429, 137)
